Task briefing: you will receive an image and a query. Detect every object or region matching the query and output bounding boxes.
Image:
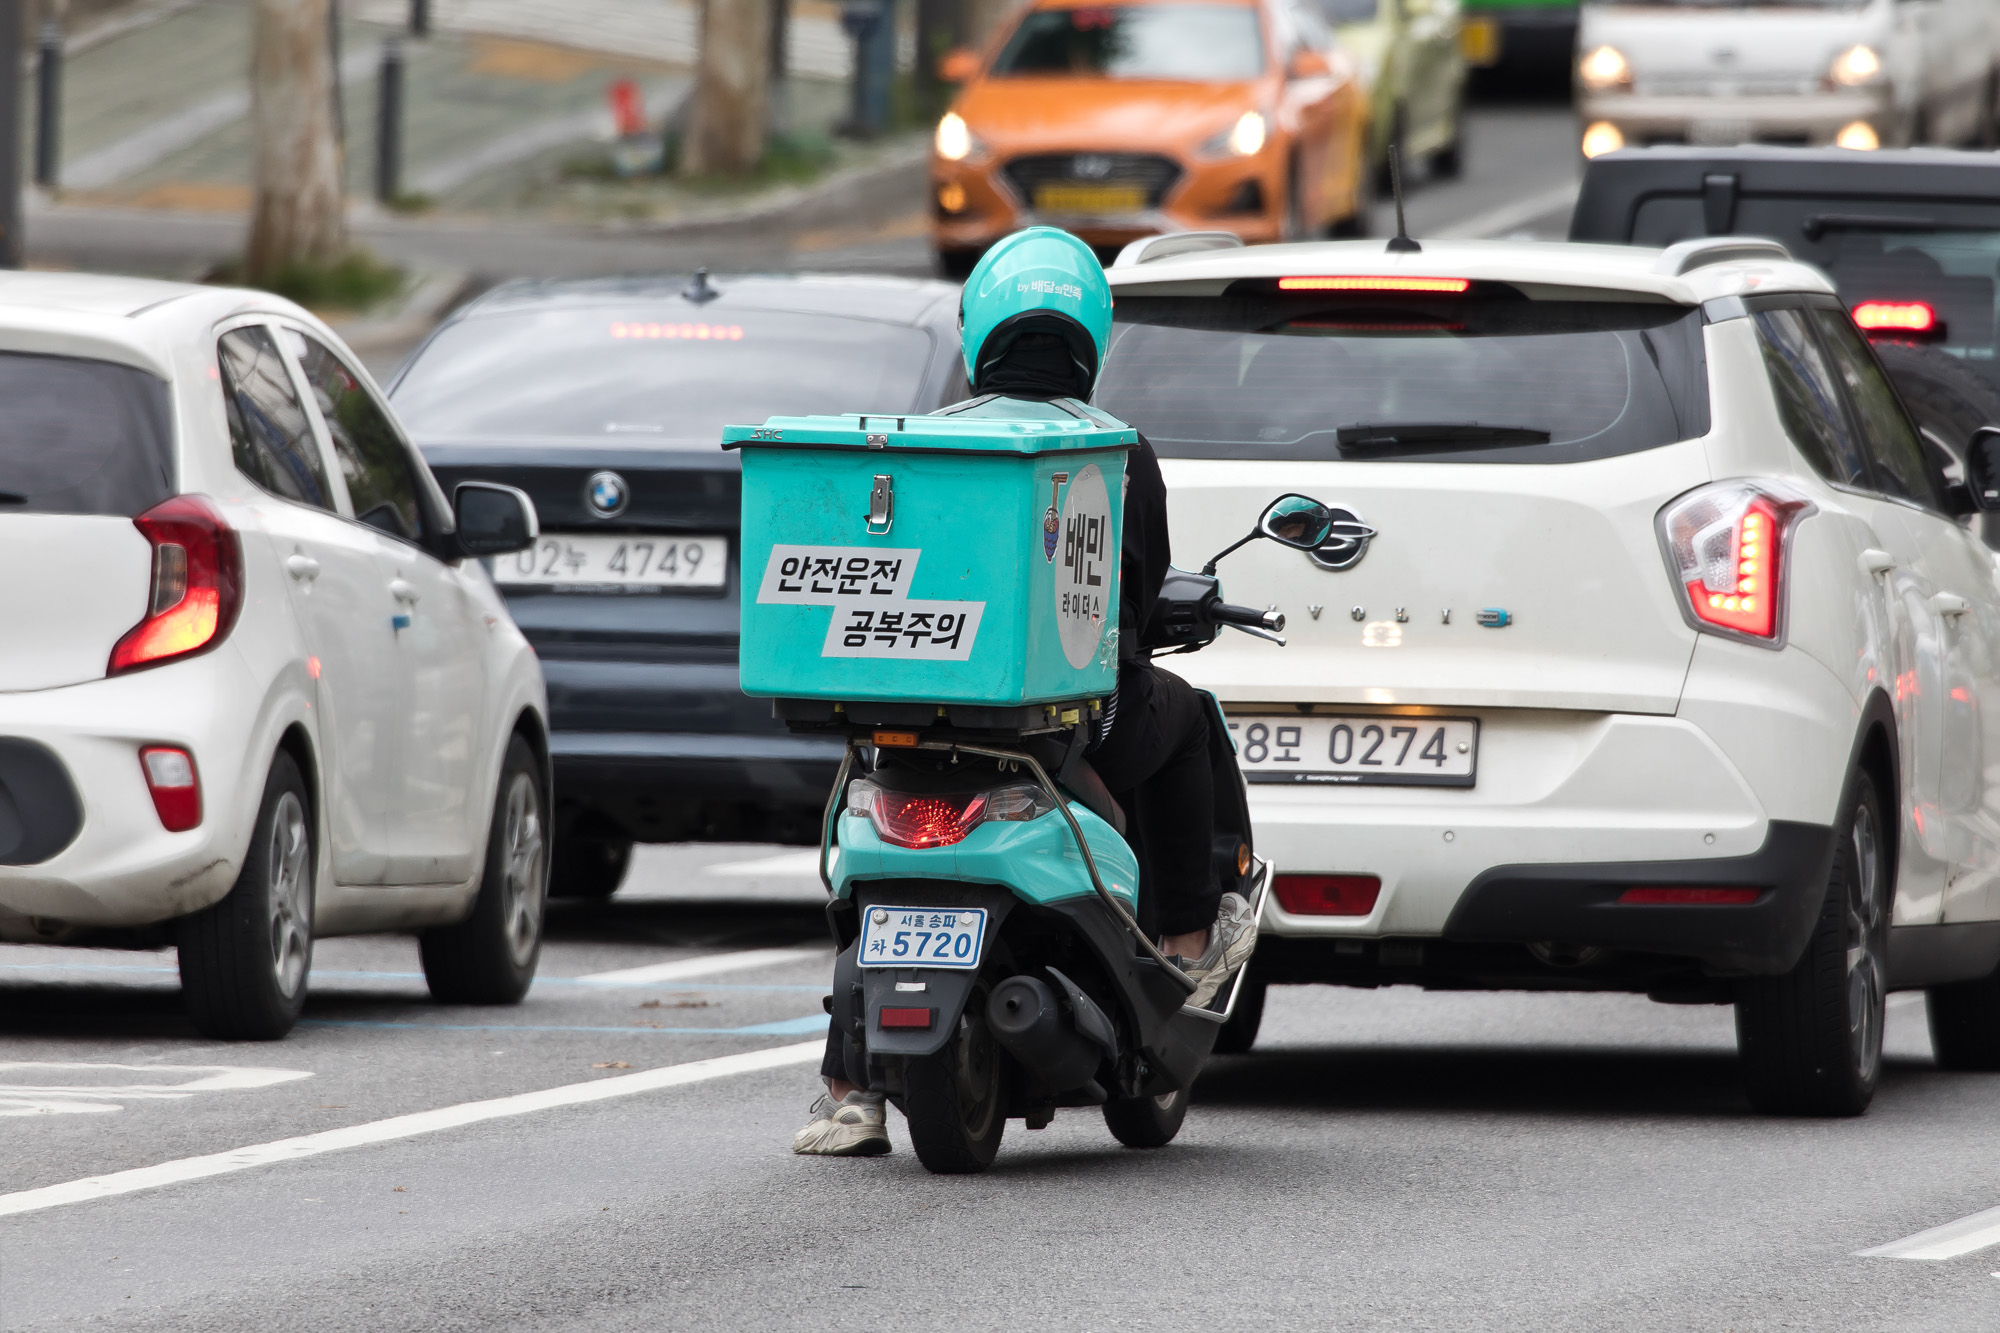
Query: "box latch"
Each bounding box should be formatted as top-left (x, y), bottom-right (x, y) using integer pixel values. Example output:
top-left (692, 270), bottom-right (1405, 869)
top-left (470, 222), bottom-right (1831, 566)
top-left (867, 474), bottom-right (894, 535)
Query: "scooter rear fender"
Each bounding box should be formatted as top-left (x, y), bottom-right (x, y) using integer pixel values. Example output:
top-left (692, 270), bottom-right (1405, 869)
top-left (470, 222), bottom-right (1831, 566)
top-left (842, 881), bottom-right (1018, 1059)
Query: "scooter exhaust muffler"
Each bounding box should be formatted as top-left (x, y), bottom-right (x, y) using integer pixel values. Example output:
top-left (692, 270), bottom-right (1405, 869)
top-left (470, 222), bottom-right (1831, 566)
top-left (986, 971), bottom-right (1115, 1093)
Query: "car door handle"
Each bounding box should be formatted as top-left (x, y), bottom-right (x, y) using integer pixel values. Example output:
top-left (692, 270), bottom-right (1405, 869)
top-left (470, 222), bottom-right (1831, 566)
top-left (1931, 591), bottom-right (1972, 618)
top-left (285, 554), bottom-right (320, 582)
top-left (390, 579), bottom-right (420, 605)
top-left (1859, 549), bottom-right (1897, 577)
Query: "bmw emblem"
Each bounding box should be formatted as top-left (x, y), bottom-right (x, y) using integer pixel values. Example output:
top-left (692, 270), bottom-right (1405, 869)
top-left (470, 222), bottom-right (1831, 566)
top-left (585, 471), bottom-right (629, 519)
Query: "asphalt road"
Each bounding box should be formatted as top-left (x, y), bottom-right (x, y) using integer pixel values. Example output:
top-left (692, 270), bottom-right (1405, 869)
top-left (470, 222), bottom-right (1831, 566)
top-left (6, 844), bottom-right (2000, 1330)
top-left (32, 106), bottom-right (2000, 1331)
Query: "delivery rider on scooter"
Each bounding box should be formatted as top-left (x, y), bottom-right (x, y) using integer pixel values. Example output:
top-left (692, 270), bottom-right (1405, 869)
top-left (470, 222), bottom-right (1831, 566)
top-left (794, 228), bottom-right (1257, 1157)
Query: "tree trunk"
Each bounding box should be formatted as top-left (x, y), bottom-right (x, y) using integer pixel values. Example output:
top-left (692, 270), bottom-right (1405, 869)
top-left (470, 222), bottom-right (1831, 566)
top-left (247, 0), bottom-right (345, 281)
top-left (682, 0), bottom-right (773, 177)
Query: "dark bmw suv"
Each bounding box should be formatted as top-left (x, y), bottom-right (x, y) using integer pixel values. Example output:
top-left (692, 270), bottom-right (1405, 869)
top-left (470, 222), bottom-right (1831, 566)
top-left (391, 273), bottom-right (966, 896)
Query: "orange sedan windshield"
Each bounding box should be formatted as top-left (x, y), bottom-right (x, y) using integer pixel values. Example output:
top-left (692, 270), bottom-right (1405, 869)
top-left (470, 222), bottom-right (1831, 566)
top-left (991, 5), bottom-right (1267, 82)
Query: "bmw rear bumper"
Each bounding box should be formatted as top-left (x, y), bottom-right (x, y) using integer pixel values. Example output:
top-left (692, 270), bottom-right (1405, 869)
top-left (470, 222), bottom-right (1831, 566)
top-left (543, 657), bottom-right (844, 841)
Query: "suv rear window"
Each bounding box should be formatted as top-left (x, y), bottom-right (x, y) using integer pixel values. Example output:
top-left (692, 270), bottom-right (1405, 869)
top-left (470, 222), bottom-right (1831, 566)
top-left (0, 353), bottom-right (173, 515)
top-left (1096, 294), bottom-right (1710, 462)
top-left (390, 307), bottom-right (934, 446)
top-left (1624, 199), bottom-right (2000, 392)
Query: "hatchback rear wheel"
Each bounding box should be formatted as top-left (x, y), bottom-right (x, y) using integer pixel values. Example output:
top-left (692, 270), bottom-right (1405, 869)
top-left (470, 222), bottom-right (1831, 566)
top-left (180, 751), bottom-right (314, 1040)
top-left (421, 735), bottom-right (548, 1004)
top-left (1735, 769), bottom-right (1889, 1115)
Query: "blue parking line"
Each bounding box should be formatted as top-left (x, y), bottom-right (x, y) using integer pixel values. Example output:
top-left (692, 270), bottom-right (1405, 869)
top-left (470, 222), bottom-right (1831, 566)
top-left (297, 1015), bottom-right (829, 1036)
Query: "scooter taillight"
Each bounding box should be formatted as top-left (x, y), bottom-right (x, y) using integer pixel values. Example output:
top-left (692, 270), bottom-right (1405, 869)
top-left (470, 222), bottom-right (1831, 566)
top-left (868, 790), bottom-right (988, 849)
top-left (848, 779), bottom-right (1054, 849)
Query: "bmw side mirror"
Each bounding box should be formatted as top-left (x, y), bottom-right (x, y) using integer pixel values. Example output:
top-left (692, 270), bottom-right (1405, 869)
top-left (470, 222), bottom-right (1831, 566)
top-left (1258, 494), bottom-right (1336, 550)
top-left (454, 481), bottom-right (539, 558)
top-left (1967, 427), bottom-right (2000, 512)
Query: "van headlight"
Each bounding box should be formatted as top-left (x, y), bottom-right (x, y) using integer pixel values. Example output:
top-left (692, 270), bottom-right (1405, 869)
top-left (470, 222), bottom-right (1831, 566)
top-left (1827, 44), bottom-right (1882, 88)
top-left (1578, 45), bottom-right (1631, 93)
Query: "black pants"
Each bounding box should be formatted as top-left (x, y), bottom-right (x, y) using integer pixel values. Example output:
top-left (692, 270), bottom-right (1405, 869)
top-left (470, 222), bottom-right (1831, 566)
top-left (1088, 663), bottom-right (1219, 938)
top-left (819, 664), bottom-right (1219, 1083)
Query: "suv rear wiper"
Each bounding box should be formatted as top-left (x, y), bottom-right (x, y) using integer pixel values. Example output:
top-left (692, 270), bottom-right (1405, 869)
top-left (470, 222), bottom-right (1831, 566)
top-left (1798, 213), bottom-right (1999, 241)
top-left (1336, 423), bottom-right (1552, 455)
top-left (0, 490), bottom-right (24, 504)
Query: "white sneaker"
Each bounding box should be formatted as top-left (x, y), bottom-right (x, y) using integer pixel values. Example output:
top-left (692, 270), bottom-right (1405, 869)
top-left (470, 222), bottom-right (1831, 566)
top-left (1186, 892), bottom-right (1258, 1009)
top-left (791, 1090), bottom-right (891, 1156)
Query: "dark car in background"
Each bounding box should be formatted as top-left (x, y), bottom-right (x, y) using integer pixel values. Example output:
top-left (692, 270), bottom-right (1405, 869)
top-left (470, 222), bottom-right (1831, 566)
top-left (389, 273), bottom-right (966, 897)
top-left (1571, 147), bottom-right (2000, 513)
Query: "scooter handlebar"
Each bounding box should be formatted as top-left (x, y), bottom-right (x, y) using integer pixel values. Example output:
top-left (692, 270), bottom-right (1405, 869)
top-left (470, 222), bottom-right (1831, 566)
top-left (1211, 601), bottom-right (1284, 634)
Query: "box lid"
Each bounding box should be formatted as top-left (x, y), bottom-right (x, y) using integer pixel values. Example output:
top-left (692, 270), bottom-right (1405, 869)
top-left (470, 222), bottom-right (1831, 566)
top-left (722, 395), bottom-right (1138, 457)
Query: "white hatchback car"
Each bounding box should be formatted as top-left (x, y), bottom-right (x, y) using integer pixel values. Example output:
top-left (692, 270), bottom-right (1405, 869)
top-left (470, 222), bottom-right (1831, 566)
top-left (1099, 232), bottom-right (2000, 1115)
top-left (0, 273), bottom-right (549, 1039)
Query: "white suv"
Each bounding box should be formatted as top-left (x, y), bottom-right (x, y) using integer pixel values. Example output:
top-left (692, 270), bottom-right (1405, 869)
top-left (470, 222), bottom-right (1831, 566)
top-left (0, 273), bottom-right (549, 1039)
top-left (1099, 232), bottom-right (2000, 1116)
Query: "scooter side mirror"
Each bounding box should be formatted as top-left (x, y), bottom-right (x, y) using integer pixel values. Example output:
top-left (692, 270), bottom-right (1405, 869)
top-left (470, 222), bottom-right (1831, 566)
top-left (1256, 494), bottom-right (1336, 550)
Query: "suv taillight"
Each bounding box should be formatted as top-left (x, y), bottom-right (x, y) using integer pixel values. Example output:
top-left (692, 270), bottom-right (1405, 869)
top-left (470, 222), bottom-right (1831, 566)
top-left (1657, 481), bottom-right (1812, 647)
top-left (109, 495), bottom-right (243, 675)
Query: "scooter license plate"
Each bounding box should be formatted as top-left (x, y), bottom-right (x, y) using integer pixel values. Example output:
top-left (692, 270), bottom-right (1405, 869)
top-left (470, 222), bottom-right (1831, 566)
top-left (858, 906), bottom-right (987, 970)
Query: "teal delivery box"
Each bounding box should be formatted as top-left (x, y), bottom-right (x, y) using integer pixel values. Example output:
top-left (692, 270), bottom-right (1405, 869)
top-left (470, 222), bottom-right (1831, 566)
top-left (725, 402), bottom-right (1133, 711)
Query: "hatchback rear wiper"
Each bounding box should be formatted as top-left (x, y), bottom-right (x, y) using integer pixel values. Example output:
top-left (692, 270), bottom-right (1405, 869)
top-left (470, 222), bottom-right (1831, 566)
top-left (0, 490), bottom-right (25, 504)
top-left (1336, 422), bottom-right (1552, 455)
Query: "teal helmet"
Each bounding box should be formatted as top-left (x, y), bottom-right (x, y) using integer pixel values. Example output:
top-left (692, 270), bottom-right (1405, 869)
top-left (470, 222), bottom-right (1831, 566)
top-left (959, 227), bottom-right (1113, 397)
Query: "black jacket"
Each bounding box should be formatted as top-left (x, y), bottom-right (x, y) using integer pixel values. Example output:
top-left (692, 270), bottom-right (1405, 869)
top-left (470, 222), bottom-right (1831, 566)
top-left (1120, 434), bottom-right (1170, 666)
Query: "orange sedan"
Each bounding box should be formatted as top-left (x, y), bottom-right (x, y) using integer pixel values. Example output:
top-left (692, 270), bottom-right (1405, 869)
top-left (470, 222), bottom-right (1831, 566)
top-left (932, 0), bottom-right (1371, 274)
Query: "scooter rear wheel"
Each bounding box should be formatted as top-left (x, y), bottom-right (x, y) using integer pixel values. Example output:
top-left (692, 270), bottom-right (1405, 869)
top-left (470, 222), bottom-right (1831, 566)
top-left (904, 1009), bottom-right (1006, 1174)
top-left (1103, 1084), bottom-right (1189, 1148)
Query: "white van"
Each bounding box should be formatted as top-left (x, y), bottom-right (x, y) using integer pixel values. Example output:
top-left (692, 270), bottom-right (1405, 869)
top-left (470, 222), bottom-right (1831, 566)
top-left (1574, 0), bottom-right (1997, 157)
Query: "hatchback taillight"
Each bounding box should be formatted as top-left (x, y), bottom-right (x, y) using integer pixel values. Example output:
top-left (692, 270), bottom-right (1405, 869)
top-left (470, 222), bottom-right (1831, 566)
top-left (109, 495), bottom-right (243, 675)
top-left (1657, 481), bottom-right (1812, 647)
top-left (847, 779), bottom-right (1054, 849)
top-left (139, 746), bottom-right (202, 832)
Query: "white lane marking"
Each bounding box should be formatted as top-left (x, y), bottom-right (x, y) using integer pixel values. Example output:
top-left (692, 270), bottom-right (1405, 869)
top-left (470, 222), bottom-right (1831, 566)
top-left (573, 946), bottom-right (825, 987)
top-left (1430, 181), bottom-right (1582, 241)
top-left (710, 850), bottom-right (821, 878)
top-left (0, 1041), bottom-right (821, 1218)
top-left (0, 1063), bottom-right (311, 1117)
top-left (1858, 1204), bottom-right (2000, 1261)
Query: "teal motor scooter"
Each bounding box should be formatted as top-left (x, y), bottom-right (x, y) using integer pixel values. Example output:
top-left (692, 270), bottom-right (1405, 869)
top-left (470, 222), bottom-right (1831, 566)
top-left (726, 227), bottom-right (1342, 1171)
top-left (799, 495), bottom-right (1335, 1173)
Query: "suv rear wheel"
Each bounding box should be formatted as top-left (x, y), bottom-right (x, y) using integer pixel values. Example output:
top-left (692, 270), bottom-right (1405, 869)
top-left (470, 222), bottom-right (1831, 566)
top-left (550, 835), bottom-right (632, 899)
top-left (1734, 769), bottom-right (1889, 1116)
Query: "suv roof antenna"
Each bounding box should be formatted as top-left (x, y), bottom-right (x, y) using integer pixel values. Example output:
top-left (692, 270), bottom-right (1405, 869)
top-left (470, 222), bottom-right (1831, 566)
top-left (1386, 144), bottom-right (1421, 255)
top-left (684, 267), bottom-right (721, 305)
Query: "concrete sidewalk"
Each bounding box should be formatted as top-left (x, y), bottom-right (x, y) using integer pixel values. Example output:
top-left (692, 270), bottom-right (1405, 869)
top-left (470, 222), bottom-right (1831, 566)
top-left (42, 0), bottom-right (882, 220)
